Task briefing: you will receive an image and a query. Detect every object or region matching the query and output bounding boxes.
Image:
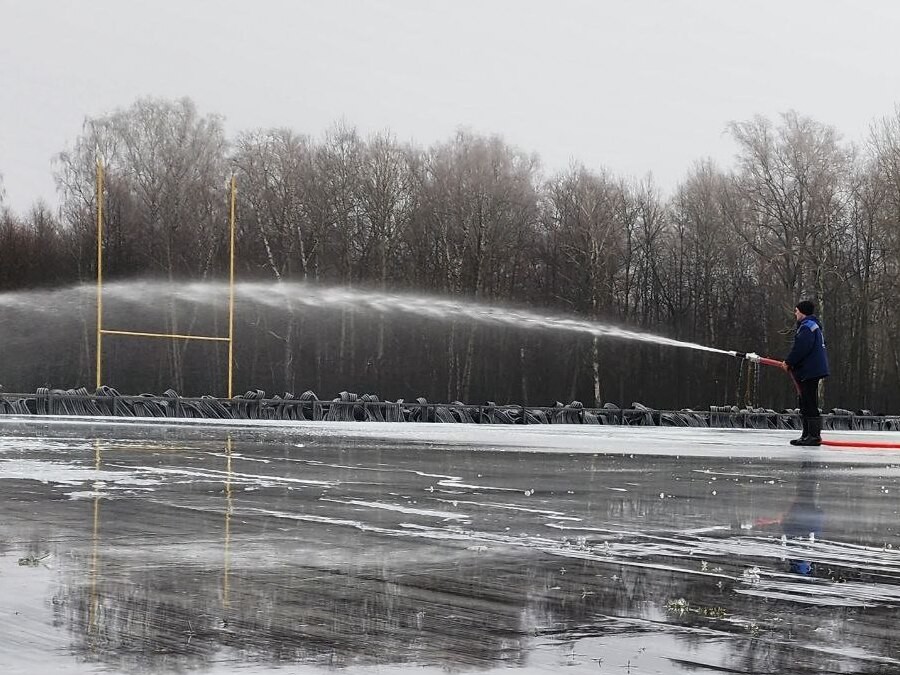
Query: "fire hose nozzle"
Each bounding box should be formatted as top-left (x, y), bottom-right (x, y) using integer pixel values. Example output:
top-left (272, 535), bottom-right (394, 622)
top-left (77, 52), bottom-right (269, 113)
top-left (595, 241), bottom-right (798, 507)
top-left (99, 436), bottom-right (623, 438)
top-left (727, 350), bottom-right (761, 363)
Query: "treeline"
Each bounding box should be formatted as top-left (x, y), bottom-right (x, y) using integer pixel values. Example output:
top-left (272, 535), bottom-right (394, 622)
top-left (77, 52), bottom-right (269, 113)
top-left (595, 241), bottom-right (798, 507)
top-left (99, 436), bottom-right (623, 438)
top-left (2, 97), bottom-right (899, 411)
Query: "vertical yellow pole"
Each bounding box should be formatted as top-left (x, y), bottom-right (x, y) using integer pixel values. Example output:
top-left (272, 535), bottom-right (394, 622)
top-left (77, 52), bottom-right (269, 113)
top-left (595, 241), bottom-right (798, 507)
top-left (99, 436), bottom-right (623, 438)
top-left (227, 175), bottom-right (236, 398)
top-left (95, 159), bottom-right (104, 391)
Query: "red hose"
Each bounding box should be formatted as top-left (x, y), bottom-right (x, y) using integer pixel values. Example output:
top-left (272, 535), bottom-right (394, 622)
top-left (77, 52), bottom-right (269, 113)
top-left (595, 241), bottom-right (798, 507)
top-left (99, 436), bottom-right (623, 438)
top-left (821, 439), bottom-right (900, 449)
top-left (757, 357), bottom-right (785, 369)
top-left (752, 356), bottom-right (801, 395)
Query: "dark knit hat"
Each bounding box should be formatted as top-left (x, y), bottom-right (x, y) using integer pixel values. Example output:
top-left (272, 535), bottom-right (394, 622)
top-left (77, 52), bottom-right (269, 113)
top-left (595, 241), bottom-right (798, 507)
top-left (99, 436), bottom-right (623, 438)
top-left (796, 300), bottom-right (815, 316)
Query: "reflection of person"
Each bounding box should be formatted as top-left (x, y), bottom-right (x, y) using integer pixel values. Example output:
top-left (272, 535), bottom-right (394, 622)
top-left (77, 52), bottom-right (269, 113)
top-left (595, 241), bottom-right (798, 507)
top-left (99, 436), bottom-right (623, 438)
top-left (782, 300), bottom-right (829, 446)
top-left (782, 461), bottom-right (824, 575)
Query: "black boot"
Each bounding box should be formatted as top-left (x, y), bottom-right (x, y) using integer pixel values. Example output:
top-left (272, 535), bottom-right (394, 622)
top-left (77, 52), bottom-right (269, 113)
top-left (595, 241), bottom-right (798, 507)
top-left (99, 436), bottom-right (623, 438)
top-left (796, 417), bottom-right (822, 446)
top-left (790, 417), bottom-right (810, 446)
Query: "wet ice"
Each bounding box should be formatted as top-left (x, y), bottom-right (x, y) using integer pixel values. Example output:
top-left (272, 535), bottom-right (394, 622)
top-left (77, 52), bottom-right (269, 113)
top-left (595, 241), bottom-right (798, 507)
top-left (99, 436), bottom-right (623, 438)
top-left (1, 419), bottom-right (899, 674)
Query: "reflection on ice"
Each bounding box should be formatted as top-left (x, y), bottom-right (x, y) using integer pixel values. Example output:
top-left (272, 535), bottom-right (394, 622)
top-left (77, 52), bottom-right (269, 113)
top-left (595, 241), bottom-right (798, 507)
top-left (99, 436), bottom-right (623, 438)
top-left (0, 419), bottom-right (899, 674)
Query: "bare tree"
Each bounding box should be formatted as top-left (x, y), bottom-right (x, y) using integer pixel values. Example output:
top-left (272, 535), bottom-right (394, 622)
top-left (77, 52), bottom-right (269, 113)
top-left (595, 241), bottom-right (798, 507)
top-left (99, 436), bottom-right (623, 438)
top-left (728, 112), bottom-right (849, 308)
top-left (422, 131), bottom-right (541, 400)
top-left (355, 132), bottom-right (419, 385)
top-left (232, 128), bottom-right (324, 391)
top-left (314, 124), bottom-right (365, 379)
top-left (866, 108), bottom-right (900, 407)
top-left (543, 165), bottom-right (627, 404)
top-left (54, 97), bottom-right (229, 392)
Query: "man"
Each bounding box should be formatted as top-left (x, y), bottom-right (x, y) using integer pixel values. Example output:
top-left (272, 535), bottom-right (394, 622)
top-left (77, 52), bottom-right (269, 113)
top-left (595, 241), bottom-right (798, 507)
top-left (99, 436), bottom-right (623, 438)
top-left (782, 300), bottom-right (829, 446)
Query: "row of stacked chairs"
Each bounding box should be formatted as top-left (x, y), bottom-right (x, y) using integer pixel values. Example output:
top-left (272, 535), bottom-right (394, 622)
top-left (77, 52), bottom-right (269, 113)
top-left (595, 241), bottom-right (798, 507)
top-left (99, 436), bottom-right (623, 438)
top-left (0, 388), bottom-right (898, 429)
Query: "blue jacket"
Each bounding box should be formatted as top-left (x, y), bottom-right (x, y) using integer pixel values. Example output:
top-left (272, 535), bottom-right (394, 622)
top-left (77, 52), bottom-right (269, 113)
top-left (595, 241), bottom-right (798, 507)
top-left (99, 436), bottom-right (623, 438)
top-left (785, 315), bottom-right (829, 382)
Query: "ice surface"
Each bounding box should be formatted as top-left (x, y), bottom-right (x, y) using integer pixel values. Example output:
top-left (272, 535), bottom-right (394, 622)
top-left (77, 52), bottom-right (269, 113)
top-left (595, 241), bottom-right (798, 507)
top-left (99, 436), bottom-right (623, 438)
top-left (1, 418), bottom-right (899, 674)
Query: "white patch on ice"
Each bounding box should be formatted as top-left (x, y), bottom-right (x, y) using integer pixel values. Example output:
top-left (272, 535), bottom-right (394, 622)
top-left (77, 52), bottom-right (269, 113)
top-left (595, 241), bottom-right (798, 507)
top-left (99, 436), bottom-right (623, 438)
top-left (0, 458), bottom-right (162, 487)
top-left (692, 469), bottom-right (777, 480)
top-left (205, 451), bottom-right (270, 463)
top-left (320, 497), bottom-right (468, 520)
top-left (437, 479), bottom-right (519, 492)
top-left (0, 436), bottom-right (94, 454)
top-left (66, 490), bottom-right (107, 500)
top-left (431, 498), bottom-right (582, 521)
top-left (126, 465), bottom-right (334, 487)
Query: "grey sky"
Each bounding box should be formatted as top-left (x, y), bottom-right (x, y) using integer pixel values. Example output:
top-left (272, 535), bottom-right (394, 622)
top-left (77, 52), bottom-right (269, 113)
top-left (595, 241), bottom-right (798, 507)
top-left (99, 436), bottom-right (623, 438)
top-left (1, 0), bottom-right (899, 213)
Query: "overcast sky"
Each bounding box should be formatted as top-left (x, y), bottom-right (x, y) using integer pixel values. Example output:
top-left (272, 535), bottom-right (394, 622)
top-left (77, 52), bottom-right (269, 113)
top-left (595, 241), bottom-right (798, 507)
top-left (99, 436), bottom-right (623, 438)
top-left (1, 0), bottom-right (899, 213)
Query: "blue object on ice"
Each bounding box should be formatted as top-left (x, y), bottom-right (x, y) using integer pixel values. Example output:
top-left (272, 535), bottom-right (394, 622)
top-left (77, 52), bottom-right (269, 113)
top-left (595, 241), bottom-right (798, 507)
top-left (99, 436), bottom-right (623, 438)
top-left (790, 559), bottom-right (812, 575)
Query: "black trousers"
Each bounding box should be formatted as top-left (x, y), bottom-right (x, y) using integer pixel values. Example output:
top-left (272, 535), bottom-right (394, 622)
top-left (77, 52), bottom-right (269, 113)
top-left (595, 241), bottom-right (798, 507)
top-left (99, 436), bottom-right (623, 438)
top-left (798, 378), bottom-right (821, 419)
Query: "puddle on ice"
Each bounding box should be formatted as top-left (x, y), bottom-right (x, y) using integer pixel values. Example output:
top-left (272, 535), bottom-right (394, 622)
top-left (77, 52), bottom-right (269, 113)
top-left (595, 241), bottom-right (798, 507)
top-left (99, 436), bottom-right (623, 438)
top-left (1, 419), bottom-right (899, 674)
